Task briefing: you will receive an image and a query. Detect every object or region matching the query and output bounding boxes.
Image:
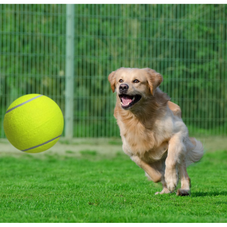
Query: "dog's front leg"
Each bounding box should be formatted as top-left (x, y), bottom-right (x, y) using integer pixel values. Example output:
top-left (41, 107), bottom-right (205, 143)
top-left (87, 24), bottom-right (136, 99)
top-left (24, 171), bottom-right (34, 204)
top-left (165, 132), bottom-right (186, 192)
top-left (131, 156), bottom-right (162, 183)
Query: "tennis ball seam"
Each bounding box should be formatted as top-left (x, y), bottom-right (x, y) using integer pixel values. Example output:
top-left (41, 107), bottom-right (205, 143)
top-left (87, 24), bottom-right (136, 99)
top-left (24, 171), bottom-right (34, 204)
top-left (6, 94), bottom-right (43, 113)
top-left (22, 135), bottom-right (61, 152)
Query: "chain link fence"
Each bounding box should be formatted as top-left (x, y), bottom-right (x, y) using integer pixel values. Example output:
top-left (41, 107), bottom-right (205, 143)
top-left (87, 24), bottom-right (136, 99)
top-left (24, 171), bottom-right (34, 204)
top-left (0, 4), bottom-right (227, 138)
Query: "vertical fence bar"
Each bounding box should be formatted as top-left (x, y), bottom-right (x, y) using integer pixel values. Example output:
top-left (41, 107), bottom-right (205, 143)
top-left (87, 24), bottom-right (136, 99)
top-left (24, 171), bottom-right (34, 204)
top-left (65, 4), bottom-right (75, 139)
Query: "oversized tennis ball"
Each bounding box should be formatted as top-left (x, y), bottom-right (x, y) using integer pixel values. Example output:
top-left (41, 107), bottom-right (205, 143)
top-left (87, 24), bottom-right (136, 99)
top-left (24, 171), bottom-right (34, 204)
top-left (3, 94), bottom-right (64, 153)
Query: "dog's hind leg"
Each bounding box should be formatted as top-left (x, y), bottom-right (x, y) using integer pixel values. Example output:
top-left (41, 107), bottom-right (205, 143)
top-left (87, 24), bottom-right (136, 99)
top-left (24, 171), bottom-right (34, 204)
top-left (176, 159), bottom-right (191, 196)
top-left (165, 132), bottom-right (187, 192)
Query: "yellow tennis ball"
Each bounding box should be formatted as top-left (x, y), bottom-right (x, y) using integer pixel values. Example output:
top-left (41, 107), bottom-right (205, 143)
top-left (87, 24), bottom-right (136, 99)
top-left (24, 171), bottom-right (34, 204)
top-left (3, 94), bottom-right (64, 153)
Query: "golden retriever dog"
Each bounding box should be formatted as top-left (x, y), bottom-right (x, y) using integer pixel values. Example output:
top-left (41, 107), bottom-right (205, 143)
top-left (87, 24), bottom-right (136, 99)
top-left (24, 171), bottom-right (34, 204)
top-left (108, 67), bottom-right (204, 196)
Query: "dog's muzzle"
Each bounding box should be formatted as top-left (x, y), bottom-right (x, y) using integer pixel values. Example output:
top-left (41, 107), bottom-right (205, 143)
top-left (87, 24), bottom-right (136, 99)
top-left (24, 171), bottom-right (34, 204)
top-left (119, 84), bottom-right (129, 94)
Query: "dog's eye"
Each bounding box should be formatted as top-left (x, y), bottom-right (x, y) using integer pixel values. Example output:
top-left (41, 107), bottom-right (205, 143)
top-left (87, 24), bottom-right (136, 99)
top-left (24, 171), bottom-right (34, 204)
top-left (133, 79), bottom-right (140, 83)
top-left (119, 79), bottom-right (123, 83)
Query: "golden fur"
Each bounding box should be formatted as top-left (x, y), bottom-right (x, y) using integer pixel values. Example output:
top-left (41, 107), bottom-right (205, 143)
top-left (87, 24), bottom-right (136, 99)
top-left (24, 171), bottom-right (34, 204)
top-left (108, 67), bottom-right (204, 195)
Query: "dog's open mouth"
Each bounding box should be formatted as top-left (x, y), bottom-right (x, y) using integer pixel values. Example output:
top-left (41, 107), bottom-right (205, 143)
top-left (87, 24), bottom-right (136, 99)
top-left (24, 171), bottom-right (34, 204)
top-left (119, 94), bottom-right (141, 109)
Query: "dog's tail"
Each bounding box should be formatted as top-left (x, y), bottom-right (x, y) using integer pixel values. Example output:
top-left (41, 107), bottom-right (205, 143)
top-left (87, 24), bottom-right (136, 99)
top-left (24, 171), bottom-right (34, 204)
top-left (186, 137), bottom-right (204, 167)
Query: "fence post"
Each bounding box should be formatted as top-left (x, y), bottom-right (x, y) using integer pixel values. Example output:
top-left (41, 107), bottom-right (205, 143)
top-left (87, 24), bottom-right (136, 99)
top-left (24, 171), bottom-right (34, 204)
top-left (65, 4), bottom-right (75, 139)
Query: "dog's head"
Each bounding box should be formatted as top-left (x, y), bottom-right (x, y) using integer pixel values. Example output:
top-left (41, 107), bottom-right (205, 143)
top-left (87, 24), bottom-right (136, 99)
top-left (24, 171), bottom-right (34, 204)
top-left (108, 67), bottom-right (163, 110)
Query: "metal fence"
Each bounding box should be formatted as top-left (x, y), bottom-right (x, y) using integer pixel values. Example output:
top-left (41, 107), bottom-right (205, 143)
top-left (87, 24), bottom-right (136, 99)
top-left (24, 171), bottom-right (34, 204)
top-left (0, 4), bottom-right (227, 138)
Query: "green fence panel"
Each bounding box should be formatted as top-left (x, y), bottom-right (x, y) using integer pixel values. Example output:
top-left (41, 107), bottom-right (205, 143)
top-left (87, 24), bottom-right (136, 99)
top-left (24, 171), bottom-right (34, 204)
top-left (0, 4), bottom-right (227, 138)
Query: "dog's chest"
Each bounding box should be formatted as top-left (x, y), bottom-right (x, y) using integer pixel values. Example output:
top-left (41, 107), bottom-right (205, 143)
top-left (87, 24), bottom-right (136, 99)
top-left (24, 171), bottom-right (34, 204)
top-left (120, 121), bottom-right (168, 162)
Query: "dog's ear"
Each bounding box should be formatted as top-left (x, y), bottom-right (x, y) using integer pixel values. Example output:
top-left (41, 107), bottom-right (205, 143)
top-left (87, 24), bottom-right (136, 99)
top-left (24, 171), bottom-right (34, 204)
top-left (108, 71), bottom-right (116, 92)
top-left (145, 68), bottom-right (163, 95)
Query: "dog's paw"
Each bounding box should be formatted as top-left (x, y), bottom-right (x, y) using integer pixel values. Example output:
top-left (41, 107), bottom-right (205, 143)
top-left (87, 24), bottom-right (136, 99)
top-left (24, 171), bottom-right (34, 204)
top-left (176, 189), bottom-right (190, 196)
top-left (166, 181), bottom-right (177, 192)
top-left (165, 167), bottom-right (178, 192)
top-left (155, 187), bottom-right (170, 195)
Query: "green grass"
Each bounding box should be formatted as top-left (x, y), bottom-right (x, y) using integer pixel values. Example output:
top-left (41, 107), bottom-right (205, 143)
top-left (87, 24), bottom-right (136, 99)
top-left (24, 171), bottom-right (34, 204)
top-left (0, 150), bottom-right (227, 223)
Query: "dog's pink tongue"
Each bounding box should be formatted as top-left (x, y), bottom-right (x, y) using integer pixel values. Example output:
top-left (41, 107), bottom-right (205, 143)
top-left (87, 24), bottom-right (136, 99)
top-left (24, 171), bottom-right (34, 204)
top-left (122, 96), bottom-right (132, 105)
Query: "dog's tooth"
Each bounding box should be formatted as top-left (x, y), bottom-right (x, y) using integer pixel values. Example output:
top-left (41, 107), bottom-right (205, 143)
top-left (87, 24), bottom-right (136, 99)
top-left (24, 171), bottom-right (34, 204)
top-left (121, 101), bottom-right (130, 106)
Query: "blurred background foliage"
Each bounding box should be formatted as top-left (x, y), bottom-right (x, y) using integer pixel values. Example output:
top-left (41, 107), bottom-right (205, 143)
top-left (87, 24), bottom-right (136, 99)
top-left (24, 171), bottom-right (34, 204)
top-left (0, 4), bottom-right (227, 137)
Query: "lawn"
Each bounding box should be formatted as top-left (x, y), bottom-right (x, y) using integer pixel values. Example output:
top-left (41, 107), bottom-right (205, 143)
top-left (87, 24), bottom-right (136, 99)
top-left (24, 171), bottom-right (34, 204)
top-left (0, 149), bottom-right (227, 223)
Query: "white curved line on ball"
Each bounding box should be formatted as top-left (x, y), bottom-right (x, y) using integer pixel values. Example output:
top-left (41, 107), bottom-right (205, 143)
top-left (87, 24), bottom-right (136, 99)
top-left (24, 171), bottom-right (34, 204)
top-left (6, 95), bottom-right (43, 114)
top-left (22, 135), bottom-right (61, 152)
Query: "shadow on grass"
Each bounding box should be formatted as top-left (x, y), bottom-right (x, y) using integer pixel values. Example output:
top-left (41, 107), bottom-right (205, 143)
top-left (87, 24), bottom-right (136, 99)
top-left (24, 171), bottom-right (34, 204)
top-left (192, 191), bottom-right (227, 197)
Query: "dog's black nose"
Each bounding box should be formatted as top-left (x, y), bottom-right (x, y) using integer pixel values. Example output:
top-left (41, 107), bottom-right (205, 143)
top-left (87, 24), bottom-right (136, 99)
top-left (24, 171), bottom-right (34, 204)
top-left (119, 84), bottom-right (129, 93)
